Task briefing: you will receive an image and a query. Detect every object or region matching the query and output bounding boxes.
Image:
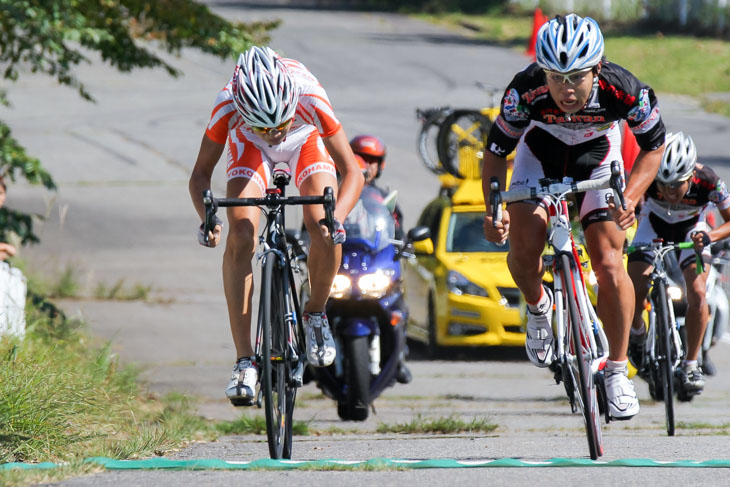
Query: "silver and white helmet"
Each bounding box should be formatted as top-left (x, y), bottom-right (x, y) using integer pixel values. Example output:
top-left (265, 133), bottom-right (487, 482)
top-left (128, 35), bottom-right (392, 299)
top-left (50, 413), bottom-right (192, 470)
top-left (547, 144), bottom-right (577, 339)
top-left (231, 46), bottom-right (299, 128)
top-left (657, 132), bottom-right (697, 184)
top-left (536, 14), bottom-right (604, 73)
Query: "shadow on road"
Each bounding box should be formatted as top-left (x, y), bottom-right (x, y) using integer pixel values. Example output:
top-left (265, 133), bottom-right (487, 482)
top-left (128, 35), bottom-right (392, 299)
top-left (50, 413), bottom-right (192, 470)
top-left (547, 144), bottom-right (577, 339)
top-left (406, 338), bottom-right (528, 363)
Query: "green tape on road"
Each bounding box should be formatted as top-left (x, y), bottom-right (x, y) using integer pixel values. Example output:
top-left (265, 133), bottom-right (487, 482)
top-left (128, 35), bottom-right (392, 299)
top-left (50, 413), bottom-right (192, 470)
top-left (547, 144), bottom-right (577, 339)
top-left (3, 457), bottom-right (730, 471)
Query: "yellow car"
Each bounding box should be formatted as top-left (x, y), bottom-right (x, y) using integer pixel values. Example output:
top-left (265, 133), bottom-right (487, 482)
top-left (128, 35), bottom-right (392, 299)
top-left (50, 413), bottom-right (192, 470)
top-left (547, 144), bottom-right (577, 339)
top-left (403, 178), bottom-right (525, 354)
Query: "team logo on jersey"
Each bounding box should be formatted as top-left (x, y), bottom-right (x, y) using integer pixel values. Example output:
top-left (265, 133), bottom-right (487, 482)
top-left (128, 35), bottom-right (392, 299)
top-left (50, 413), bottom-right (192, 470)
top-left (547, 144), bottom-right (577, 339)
top-left (503, 89), bottom-right (529, 122)
top-left (489, 142), bottom-right (507, 156)
top-left (627, 88), bottom-right (651, 122)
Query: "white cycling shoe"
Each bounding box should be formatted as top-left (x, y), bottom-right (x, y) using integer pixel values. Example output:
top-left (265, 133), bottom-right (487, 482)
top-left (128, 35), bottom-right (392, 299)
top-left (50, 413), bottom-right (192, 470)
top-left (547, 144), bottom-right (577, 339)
top-left (525, 287), bottom-right (555, 368)
top-left (605, 364), bottom-right (640, 420)
top-left (303, 311), bottom-right (336, 367)
top-left (225, 357), bottom-right (257, 406)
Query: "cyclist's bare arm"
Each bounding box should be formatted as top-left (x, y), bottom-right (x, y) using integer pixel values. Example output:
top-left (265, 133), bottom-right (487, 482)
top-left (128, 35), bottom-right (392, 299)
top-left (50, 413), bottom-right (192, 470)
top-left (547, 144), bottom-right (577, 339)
top-left (481, 151), bottom-right (509, 243)
top-left (189, 134), bottom-right (225, 246)
top-left (610, 145), bottom-right (664, 229)
top-left (323, 127), bottom-right (364, 221)
top-left (699, 205), bottom-right (730, 249)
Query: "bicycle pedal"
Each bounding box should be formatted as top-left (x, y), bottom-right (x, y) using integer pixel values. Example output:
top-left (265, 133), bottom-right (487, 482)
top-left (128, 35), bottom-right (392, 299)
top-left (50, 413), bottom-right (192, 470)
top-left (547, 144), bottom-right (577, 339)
top-left (229, 397), bottom-right (255, 407)
top-left (291, 361), bottom-right (304, 388)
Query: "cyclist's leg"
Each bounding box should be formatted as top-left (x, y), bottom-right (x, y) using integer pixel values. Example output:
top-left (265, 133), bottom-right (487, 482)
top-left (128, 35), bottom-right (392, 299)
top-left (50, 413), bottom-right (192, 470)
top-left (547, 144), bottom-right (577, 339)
top-left (224, 137), bottom-right (270, 359)
top-left (506, 140), bottom-right (549, 303)
top-left (294, 131), bottom-right (340, 312)
top-left (680, 249), bottom-right (710, 362)
top-left (508, 142), bottom-right (551, 365)
top-left (584, 221), bottom-right (633, 362)
top-left (293, 130), bottom-right (339, 366)
top-left (507, 203), bottom-right (548, 302)
top-left (627, 215), bottom-right (656, 332)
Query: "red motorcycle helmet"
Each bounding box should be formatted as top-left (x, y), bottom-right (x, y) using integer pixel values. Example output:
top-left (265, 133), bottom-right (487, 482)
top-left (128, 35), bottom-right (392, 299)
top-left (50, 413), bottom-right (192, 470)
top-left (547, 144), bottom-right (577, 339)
top-left (350, 135), bottom-right (387, 177)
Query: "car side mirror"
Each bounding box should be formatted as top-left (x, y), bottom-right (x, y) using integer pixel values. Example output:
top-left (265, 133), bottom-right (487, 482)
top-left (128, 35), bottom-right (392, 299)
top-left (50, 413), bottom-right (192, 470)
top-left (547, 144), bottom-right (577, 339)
top-left (413, 238), bottom-right (434, 255)
top-left (408, 226), bottom-right (431, 242)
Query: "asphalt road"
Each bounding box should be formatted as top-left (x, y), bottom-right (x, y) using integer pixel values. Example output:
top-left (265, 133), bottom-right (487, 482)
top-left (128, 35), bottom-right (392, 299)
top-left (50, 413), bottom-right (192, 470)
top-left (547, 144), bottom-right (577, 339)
top-left (3, 3), bottom-right (730, 485)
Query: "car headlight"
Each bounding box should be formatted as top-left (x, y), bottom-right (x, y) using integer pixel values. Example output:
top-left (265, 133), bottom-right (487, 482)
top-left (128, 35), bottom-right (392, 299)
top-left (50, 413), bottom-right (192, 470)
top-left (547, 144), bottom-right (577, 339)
top-left (330, 274), bottom-right (352, 299)
top-left (667, 286), bottom-right (683, 301)
top-left (358, 270), bottom-right (393, 298)
top-left (587, 270), bottom-right (598, 287)
top-left (447, 270), bottom-right (488, 297)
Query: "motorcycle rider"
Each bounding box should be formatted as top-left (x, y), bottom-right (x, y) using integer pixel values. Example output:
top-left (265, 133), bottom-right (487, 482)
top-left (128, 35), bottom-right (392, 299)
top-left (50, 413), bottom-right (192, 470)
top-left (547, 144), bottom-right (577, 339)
top-left (350, 135), bottom-right (404, 239)
top-left (628, 131), bottom-right (730, 397)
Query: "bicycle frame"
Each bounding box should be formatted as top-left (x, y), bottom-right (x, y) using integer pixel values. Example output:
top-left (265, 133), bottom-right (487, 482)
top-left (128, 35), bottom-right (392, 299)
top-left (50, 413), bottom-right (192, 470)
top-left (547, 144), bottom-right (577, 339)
top-left (202, 166), bottom-right (336, 458)
top-left (491, 161), bottom-right (624, 459)
top-left (639, 243), bottom-right (687, 373)
top-left (543, 194), bottom-right (610, 379)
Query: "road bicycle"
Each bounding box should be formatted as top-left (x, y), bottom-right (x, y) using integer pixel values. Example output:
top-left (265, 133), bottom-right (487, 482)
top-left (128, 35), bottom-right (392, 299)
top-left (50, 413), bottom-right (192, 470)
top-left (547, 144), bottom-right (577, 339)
top-left (416, 83), bottom-right (501, 179)
top-left (625, 240), bottom-right (704, 435)
top-left (202, 165), bottom-right (336, 459)
top-left (490, 161), bottom-right (624, 460)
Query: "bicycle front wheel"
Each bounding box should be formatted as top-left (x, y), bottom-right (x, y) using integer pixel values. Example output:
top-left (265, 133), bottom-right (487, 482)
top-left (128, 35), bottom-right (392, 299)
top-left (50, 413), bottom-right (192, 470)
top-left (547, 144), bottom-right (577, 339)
top-left (654, 280), bottom-right (675, 436)
top-left (561, 254), bottom-right (603, 460)
top-left (260, 254), bottom-right (295, 458)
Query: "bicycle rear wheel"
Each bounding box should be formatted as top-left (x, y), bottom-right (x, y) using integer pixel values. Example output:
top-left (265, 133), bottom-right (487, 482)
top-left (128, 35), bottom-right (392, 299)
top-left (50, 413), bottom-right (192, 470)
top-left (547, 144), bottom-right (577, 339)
top-left (653, 280), bottom-right (675, 436)
top-left (560, 254), bottom-right (603, 460)
top-left (260, 254), bottom-right (295, 458)
top-left (436, 110), bottom-right (491, 179)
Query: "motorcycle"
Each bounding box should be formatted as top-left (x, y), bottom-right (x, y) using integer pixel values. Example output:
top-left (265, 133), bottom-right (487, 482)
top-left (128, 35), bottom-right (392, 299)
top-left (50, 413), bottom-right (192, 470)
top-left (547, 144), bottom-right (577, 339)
top-left (304, 186), bottom-right (429, 421)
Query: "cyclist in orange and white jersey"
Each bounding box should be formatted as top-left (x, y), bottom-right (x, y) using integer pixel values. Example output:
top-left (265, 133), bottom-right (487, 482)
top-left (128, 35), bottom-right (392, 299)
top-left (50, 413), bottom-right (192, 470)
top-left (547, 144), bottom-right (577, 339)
top-left (189, 46), bottom-right (363, 405)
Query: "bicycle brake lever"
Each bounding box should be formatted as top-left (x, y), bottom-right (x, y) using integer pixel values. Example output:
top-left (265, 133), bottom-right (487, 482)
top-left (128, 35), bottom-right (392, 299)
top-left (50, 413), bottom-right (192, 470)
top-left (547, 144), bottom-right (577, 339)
top-left (202, 189), bottom-right (218, 245)
top-left (490, 177), bottom-right (502, 227)
top-left (609, 160), bottom-right (627, 211)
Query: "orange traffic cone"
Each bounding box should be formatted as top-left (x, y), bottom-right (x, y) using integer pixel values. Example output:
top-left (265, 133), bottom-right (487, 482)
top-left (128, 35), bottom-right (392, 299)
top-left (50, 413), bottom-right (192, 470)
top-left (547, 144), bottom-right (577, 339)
top-left (525, 8), bottom-right (549, 60)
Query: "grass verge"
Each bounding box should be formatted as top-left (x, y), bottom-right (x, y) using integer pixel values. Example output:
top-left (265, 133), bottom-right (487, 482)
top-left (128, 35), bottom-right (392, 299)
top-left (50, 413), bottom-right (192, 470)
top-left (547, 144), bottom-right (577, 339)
top-left (0, 294), bottom-right (215, 486)
top-left (417, 12), bottom-right (730, 116)
top-left (376, 414), bottom-right (498, 434)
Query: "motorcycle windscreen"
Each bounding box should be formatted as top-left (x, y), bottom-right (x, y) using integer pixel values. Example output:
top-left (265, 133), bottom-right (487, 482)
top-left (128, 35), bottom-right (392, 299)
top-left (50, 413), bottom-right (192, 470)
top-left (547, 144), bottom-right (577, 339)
top-left (343, 186), bottom-right (396, 251)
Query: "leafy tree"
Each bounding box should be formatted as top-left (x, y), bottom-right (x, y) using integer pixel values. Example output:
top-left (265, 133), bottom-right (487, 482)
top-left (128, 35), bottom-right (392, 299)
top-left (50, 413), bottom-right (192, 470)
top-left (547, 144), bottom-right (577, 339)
top-left (0, 0), bottom-right (278, 243)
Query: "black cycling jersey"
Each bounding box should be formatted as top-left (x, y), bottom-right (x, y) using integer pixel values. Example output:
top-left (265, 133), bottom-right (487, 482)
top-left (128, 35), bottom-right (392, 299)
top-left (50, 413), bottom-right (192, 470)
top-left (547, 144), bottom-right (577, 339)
top-left (487, 61), bottom-right (666, 159)
top-left (644, 163), bottom-right (730, 223)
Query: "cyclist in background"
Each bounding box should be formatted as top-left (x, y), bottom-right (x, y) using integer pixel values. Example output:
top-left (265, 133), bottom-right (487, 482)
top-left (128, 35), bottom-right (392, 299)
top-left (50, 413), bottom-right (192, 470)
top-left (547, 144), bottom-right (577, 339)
top-left (628, 131), bottom-right (730, 397)
top-left (350, 135), bottom-right (404, 239)
top-left (189, 46), bottom-right (363, 405)
top-left (482, 14), bottom-right (666, 420)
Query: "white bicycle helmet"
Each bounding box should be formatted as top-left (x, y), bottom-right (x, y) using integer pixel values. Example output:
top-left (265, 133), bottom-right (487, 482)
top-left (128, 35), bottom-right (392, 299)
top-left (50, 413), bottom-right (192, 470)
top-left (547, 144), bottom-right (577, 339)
top-left (536, 14), bottom-right (604, 73)
top-left (657, 132), bottom-right (697, 184)
top-left (232, 46), bottom-right (299, 128)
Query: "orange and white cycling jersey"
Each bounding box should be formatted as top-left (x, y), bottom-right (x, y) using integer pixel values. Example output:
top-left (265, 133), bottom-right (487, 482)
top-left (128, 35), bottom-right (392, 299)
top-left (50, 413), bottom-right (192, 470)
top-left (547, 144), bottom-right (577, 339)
top-left (206, 58), bottom-right (340, 192)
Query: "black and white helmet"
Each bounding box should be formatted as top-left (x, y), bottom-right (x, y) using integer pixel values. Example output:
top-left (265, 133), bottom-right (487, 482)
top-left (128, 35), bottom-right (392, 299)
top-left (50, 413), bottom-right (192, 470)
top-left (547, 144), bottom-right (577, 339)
top-left (231, 46), bottom-right (299, 128)
top-left (536, 14), bottom-right (604, 73)
top-left (657, 132), bottom-right (697, 184)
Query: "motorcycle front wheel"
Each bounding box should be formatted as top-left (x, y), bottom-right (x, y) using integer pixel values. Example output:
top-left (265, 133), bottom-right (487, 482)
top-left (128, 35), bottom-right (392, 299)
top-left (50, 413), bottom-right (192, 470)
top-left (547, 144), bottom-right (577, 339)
top-left (337, 335), bottom-right (371, 422)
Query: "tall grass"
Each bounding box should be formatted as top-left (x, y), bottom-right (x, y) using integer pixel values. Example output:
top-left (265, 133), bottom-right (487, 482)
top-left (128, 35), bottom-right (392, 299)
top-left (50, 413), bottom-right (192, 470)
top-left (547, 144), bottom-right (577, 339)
top-left (0, 294), bottom-right (215, 477)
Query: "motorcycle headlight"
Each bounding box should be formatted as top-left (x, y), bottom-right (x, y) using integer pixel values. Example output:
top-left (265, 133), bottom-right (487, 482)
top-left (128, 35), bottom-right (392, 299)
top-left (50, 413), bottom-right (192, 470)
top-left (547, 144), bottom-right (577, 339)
top-left (358, 270), bottom-right (393, 299)
top-left (667, 286), bottom-right (683, 301)
top-left (330, 274), bottom-right (352, 299)
top-left (447, 270), bottom-right (488, 298)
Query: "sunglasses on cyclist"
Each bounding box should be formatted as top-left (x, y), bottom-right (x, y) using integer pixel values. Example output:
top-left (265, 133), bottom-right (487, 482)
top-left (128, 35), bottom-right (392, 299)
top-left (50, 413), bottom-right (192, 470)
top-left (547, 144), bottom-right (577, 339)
top-left (657, 179), bottom-right (690, 190)
top-left (544, 69), bottom-right (592, 86)
top-left (251, 119), bottom-right (293, 135)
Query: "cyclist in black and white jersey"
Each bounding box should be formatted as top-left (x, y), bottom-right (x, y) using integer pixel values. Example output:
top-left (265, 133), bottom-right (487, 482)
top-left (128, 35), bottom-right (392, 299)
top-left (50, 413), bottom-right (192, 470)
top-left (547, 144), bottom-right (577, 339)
top-left (628, 131), bottom-right (730, 397)
top-left (482, 14), bottom-right (666, 420)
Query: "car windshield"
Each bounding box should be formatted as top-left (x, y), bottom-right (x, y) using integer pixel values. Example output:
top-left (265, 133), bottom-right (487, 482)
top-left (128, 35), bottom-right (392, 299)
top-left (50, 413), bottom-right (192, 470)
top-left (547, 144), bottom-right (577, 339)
top-left (446, 211), bottom-right (509, 253)
top-left (342, 186), bottom-right (395, 251)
